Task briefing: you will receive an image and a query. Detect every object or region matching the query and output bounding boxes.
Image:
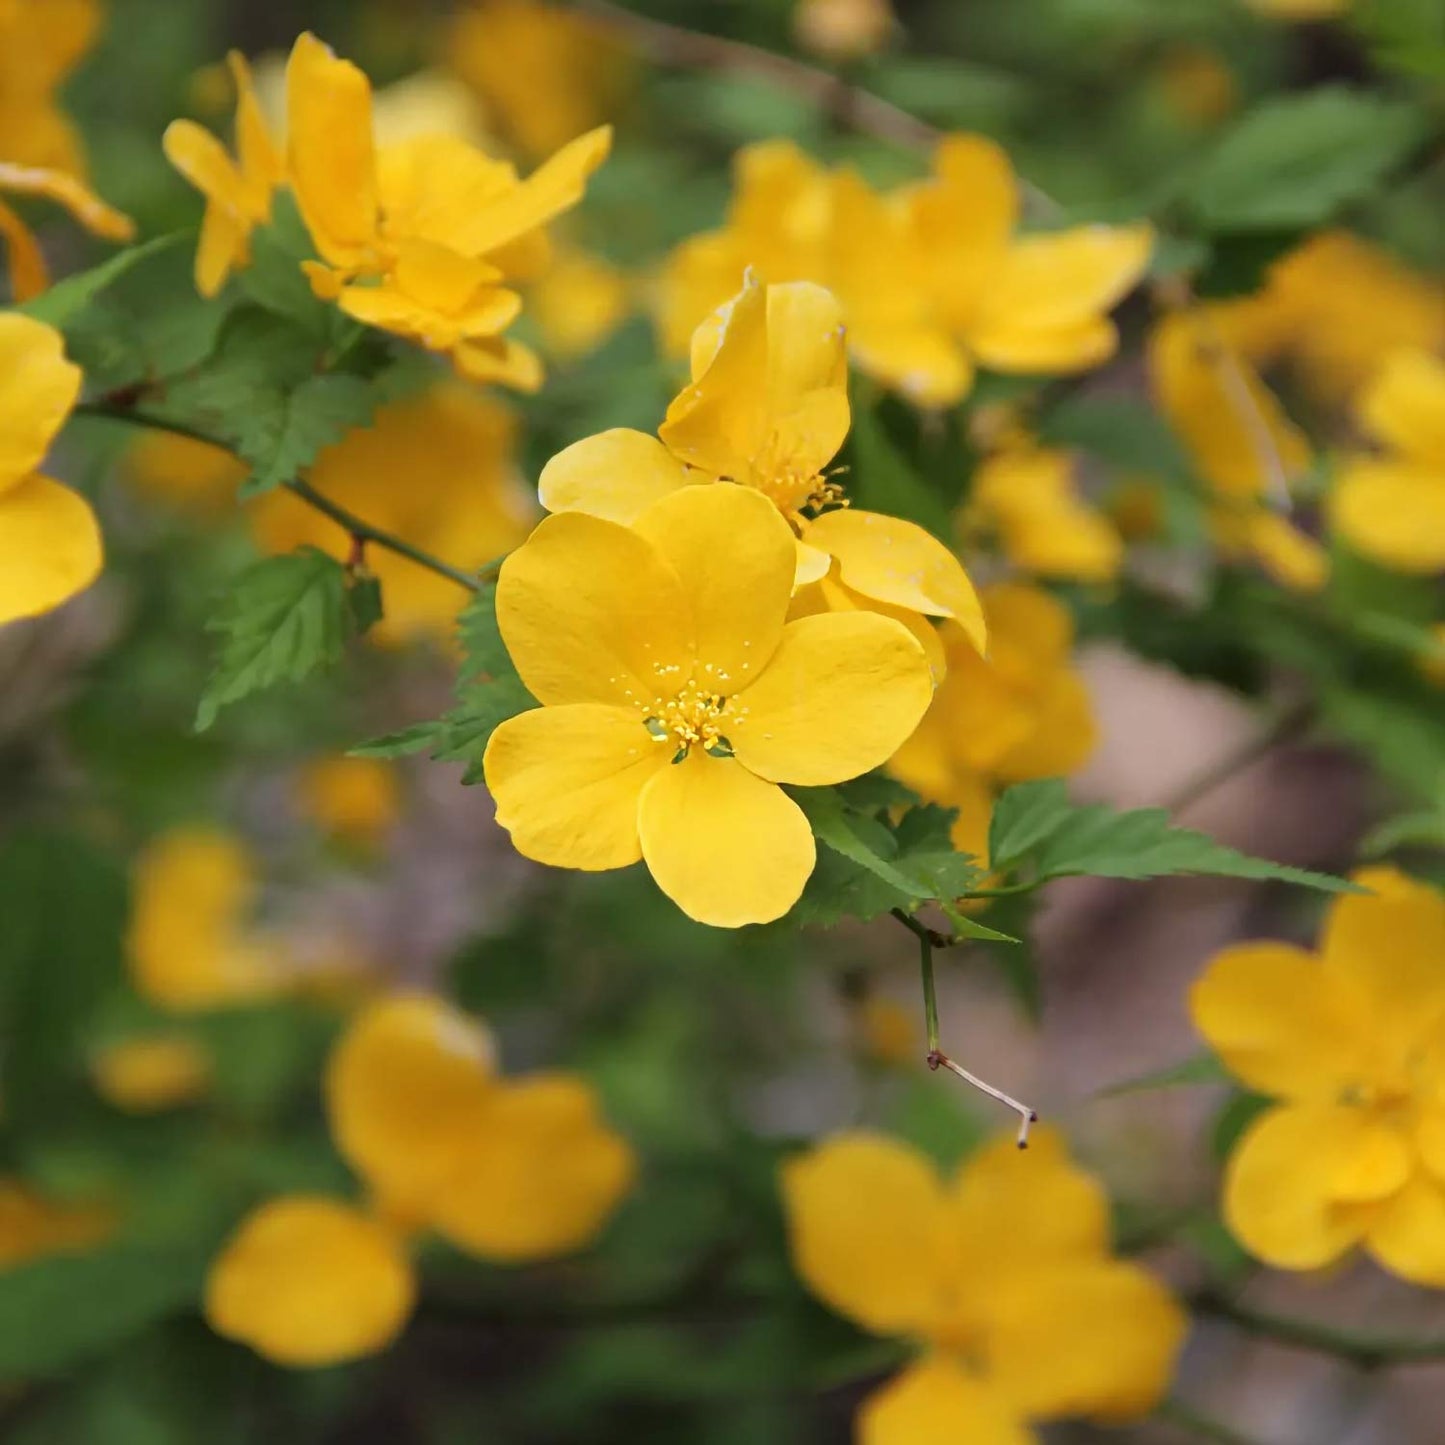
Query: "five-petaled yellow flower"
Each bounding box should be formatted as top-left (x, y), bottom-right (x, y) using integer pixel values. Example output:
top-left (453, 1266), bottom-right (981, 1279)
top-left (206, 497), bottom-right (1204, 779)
top-left (284, 31), bottom-right (611, 390)
top-left (542, 275), bottom-right (985, 661)
top-left (163, 50), bottom-right (284, 297)
top-left (206, 994), bottom-right (634, 1366)
top-left (0, 313), bottom-right (102, 626)
top-left (484, 483), bottom-right (935, 927)
top-left (1330, 350), bottom-right (1445, 573)
top-left (659, 136), bottom-right (1152, 408)
top-left (783, 1129), bottom-right (1187, 1445)
top-left (1193, 866), bottom-right (1445, 1285)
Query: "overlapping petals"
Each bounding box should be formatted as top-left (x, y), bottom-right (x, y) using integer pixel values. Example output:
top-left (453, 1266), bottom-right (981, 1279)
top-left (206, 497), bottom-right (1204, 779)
top-left (485, 484), bottom-right (933, 926)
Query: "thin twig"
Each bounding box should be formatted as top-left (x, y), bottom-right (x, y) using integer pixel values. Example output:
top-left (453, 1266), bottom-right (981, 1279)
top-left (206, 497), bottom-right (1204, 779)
top-left (889, 907), bottom-right (1037, 1145)
top-left (1201, 1293), bottom-right (1445, 1370)
top-left (73, 401), bottom-right (485, 593)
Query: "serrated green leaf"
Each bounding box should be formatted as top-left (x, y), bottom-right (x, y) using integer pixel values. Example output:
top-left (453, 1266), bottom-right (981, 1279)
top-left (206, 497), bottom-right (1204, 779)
top-left (349, 721), bottom-right (447, 759)
top-left (236, 372), bottom-right (377, 496)
top-left (434, 676), bottom-right (536, 783)
top-left (990, 778), bottom-right (1353, 893)
top-left (1187, 87), bottom-right (1425, 232)
top-left (456, 579), bottom-right (515, 681)
top-left (1099, 1054), bottom-right (1227, 1098)
top-left (18, 233), bottom-right (185, 327)
top-left (196, 548), bottom-right (353, 731)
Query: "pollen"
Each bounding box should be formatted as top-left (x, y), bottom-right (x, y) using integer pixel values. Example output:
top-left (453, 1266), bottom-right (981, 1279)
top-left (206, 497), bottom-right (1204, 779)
top-left (642, 675), bottom-right (748, 760)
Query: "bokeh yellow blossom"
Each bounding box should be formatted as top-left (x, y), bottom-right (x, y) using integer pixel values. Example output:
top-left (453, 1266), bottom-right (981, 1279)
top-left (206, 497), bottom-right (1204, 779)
top-left (164, 51), bottom-right (284, 297)
top-left (966, 442), bottom-right (1123, 584)
top-left (126, 826), bottom-right (284, 1011)
top-left (1193, 867), bottom-right (1445, 1285)
top-left (1156, 46), bottom-right (1237, 128)
top-left (793, 0), bottom-right (896, 62)
top-left (529, 244), bottom-right (630, 361)
top-left (658, 136), bottom-right (1152, 407)
top-left (124, 431), bottom-right (249, 515)
top-left (1330, 350), bottom-right (1445, 572)
top-left (284, 31), bottom-right (610, 389)
top-left (0, 1179), bottom-right (115, 1268)
top-left (544, 276), bottom-right (985, 655)
top-left (783, 1129), bottom-right (1186, 1444)
top-left (251, 384), bottom-right (533, 647)
top-left (485, 484), bottom-right (934, 926)
top-left (890, 584), bottom-right (1096, 860)
top-left (0, 313), bottom-right (102, 625)
top-left (299, 756), bottom-right (400, 845)
top-left (855, 995), bottom-right (918, 1069)
top-left (1149, 306), bottom-right (1327, 593)
top-left (90, 1035), bottom-right (213, 1113)
top-left (449, 0), bottom-right (629, 161)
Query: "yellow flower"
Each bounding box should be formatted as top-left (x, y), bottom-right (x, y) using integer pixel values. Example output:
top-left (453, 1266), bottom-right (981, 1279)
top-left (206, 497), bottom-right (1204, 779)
top-left (782, 1129), bottom-right (1187, 1444)
top-left (1149, 306), bottom-right (1327, 593)
top-left (855, 995), bottom-right (918, 1069)
top-left (1156, 46), bottom-right (1237, 128)
top-left (793, 0), bottom-right (897, 62)
top-left (966, 443), bottom-right (1123, 584)
top-left (1192, 867), bottom-right (1445, 1284)
top-left (163, 51), bottom-right (284, 297)
top-left (284, 31), bottom-right (610, 387)
top-left (485, 483), bottom-right (934, 926)
top-left (657, 137), bottom-right (1152, 409)
top-left (298, 756), bottom-right (400, 844)
top-left (1330, 351), bottom-right (1445, 573)
top-left (448, 0), bottom-right (629, 161)
top-left (206, 1196), bottom-right (415, 1367)
top-left (0, 313), bottom-right (102, 625)
top-left (890, 584), bottom-right (1096, 861)
top-left (126, 826), bottom-right (284, 1011)
top-left (0, 1178), bottom-right (115, 1268)
top-left (251, 384), bottom-right (533, 646)
top-left (529, 243), bottom-right (630, 361)
top-left (90, 1035), bottom-right (213, 1113)
top-left (0, 1), bottom-right (134, 299)
top-left (207, 994), bottom-right (633, 1366)
top-left (124, 431), bottom-right (249, 514)
top-left (543, 276), bottom-right (985, 654)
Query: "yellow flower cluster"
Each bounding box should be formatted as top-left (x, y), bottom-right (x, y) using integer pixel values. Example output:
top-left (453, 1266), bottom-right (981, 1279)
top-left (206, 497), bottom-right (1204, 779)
top-left (783, 1129), bottom-right (1186, 1444)
top-left (206, 994), bottom-right (634, 1365)
top-left (164, 32), bottom-right (611, 389)
top-left (0, 0), bottom-right (133, 300)
top-left (659, 136), bottom-right (1152, 408)
top-left (1194, 867), bottom-right (1445, 1284)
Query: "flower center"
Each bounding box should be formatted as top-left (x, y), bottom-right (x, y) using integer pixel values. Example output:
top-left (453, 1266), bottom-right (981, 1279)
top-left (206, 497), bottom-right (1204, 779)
top-left (642, 676), bottom-right (746, 763)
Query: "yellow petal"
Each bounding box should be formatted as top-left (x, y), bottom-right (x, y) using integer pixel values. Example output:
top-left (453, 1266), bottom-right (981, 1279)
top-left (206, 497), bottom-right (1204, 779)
top-left (538, 428), bottom-right (689, 524)
top-left (162, 118), bottom-right (246, 211)
top-left (728, 612), bottom-right (932, 787)
top-left (324, 994), bottom-right (496, 1218)
top-left (1367, 1175), bottom-right (1445, 1286)
top-left (205, 1196), bottom-right (414, 1367)
top-left (1223, 1103), bottom-right (1377, 1270)
top-left (637, 752), bottom-right (815, 926)
top-left (806, 509), bottom-right (985, 647)
top-left (993, 670), bottom-right (1097, 782)
top-left (781, 1132), bottom-right (949, 1338)
top-left (978, 225), bottom-right (1152, 333)
top-left (633, 483), bottom-right (796, 687)
top-left (1189, 941), bottom-right (1371, 1100)
top-left (90, 1035), bottom-right (212, 1114)
top-left (1319, 866), bottom-right (1445, 1066)
top-left (1238, 509), bottom-right (1330, 593)
top-left (0, 312), bottom-right (82, 486)
top-left (452, 335), bottom-right (545, 393)
top-left (763, 280), bottom-right (849, 411)
top-left (1329, 459), bottom-right (1445, 573)
top-left (495, 511), bottom-right (693, 708)
top-left (228, 50), bottom-right (284, 205)
top-left (484, 703), bottom-right (663, 870)
top-left (859, 1357), bottom-right (1032, 1445)
top-left (971, 317), bottom-right (1117, 373)
top-left (0, 1179), bottom-right (114, 1268)
top-left (285, 32), bottom-right (378, 269)
top-left (194, 199), bottom-right (250, 298)
top-left (0, 474), bottom-right (102, 624)
top-left (983, 1262), bottom-right (1186, 1421)
top-left (0, 196), bottom-right (48, 300)
top-left (847, 319), bottom-right (974, 408)
top-left (1357, 349), bottom-right (1445, 466)
top-left (428, 1074), bottom-right (635, 1262)
top-left (299, 756), bottom-right (399, 843)
top-left (0, 160), bottom-right (134, 243)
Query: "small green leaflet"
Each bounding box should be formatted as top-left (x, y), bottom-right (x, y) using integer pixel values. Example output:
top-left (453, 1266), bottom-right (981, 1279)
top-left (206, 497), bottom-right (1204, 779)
top-left (1185, 87), bottom-right (1424, 232)
top-left (235, 372), bottom-right (378, 497)
top-left (1098, 1054), bottom-right (1227, 1098)
top-left (989, 778), bottom-right (1353, 893)
top-left (197, 548), bottom-right (361, 731)
top-left (17, 232), bottom-right (185, 327)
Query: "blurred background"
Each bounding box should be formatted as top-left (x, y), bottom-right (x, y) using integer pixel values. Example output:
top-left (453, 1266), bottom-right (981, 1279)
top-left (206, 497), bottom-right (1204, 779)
top-left (5, 0), bottom-right (1445, 1441)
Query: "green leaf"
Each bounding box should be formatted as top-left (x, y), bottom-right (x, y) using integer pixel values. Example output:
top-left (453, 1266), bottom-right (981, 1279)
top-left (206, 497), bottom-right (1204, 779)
top-left (1038, 394), bottom-right (1195, 485)
top-left (990, 778), bottom-right (1353, 893)
top-left (1186, 87), bottom-right (1425, 232)
top-left (235, 373), bottom-right (377, 497)
top-left (196, 548), bottom-right (354, 731)
top-left (1099, 1054), bottom-right (1227, 1097)
top-left (349, 721), bottom-right (446, 759)
top-left (18, 233), bottom-right (187, 327)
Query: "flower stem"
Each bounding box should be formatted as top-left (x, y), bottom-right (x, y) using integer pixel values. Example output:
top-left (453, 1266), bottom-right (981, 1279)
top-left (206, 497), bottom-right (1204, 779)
top-left (1201, 1293), bottom-right (1445, 1369)
top-left (73, 400), bottom-right (485, 594)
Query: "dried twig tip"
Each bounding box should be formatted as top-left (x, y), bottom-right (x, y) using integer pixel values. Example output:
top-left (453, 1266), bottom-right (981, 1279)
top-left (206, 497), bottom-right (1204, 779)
top-left (932, 1051), bottom-right (1038, 1148)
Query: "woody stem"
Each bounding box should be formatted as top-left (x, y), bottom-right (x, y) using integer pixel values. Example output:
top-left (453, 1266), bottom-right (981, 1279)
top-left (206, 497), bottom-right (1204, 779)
top-left (1199, 1293), bottom-right (1445, 1369)
top-left (73, 401), bottom-right (489, 592)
